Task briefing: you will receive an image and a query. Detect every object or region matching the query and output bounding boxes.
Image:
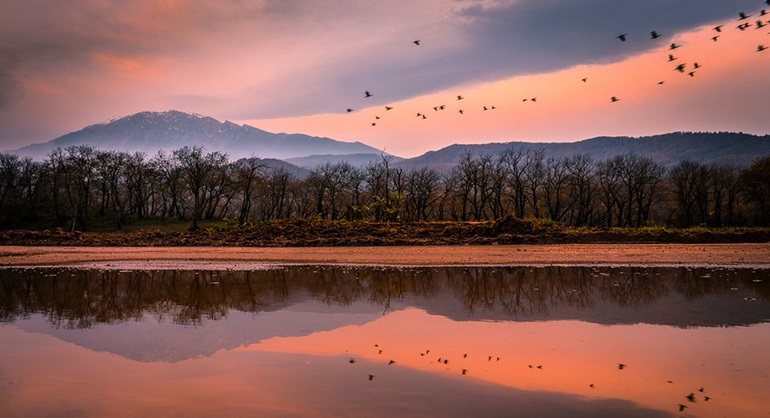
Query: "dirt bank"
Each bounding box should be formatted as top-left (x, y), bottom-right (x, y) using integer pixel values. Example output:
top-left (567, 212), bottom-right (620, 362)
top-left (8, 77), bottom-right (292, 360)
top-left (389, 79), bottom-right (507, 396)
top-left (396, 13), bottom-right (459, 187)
top-left (2, 244), bottom-right (769, 268)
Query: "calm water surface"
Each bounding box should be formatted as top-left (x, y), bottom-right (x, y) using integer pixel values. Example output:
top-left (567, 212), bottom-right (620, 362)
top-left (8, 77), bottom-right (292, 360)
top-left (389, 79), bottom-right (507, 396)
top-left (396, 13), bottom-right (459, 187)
top-left (1, 265), bottom-right (769, 417)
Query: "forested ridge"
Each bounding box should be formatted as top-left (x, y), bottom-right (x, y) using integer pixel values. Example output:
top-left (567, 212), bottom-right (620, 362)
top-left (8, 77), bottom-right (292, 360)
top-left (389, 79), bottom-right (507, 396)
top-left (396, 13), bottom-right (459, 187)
top-left (1, 144), bottom-right (770, 239)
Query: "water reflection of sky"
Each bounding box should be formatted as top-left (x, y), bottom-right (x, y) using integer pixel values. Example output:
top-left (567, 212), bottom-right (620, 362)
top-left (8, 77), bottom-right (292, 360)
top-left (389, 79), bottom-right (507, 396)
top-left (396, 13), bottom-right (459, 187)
top-left (1, 266), bottom-right (768, 417)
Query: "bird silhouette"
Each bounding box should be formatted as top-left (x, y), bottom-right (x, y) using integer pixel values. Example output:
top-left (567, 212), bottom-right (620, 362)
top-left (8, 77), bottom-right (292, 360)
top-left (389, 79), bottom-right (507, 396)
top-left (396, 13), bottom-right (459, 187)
top-left (364, 91), bottom-right (372, 98)
top-left (368, 374), bottom-right (375, 380)
top-left (371, 122), bottom-right (376, 126)
top-left (658, 80), bottom-right (665, 85)
top-left (618, 363), bottom-right (626, 370)
top-left (670, 43), bottom-right (681, 50)
top-left (712, 35), bottom-right (720, 41)
top-left (668, 54), bottom-right (677, 62)
top-left (761, 9), bottom-right (768, 16)
top-left (413, 40), bottom-right (420, 46)
top-left (385, 106), bottom-right (393, 111)
top-left (651, 30), bottom-right (661, 39)
top-left (346, 108), bottom-right (354, 113)
top-left (458, 109), bottom-right (464, 114)
top-left (457, 95), bottom-right (465, 100)
top-left (688, 71), bottom-right (696, 77)
top-left (758, 45), bottom-right (768, 52)
top-left (739, 12), bottom-right (751, 20)
top-left (611, 96), bottom-right (619, 102)
top-left (462, 369), bottom-right (468, 375)
top-left (675, 63), bottom-right (687, 72)
top-left (388, 360), bottom-right (396, 365)
top-left (757, 20), bottom-right (768, 29)
top-left (693, 62), bottom-right (701, 69)
top-left (582, 77), bottom-right (588, 82)
top-left (713, 25), bottom-right (723, 32)
top-left (678, 404), bottom-right (688, 412)
top-left (617, 33), bottom-right (628, 42)
top-left (686, 393), bottom-right (696, 402)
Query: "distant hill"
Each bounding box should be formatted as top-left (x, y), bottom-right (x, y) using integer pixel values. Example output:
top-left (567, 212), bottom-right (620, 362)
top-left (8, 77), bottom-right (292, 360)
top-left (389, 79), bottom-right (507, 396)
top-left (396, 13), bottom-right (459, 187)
top-left (8, 110), bottom-right (383, 161)
top-left (396, 132), bottom-right (770, 171)
top-left (285, 153), bottom-right (404, 169)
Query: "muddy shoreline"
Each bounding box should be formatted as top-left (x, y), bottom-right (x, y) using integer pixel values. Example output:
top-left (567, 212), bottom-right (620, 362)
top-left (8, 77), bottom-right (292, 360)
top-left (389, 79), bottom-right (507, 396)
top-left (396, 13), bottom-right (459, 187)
top-left (2, 243), bottom-right (769, 268)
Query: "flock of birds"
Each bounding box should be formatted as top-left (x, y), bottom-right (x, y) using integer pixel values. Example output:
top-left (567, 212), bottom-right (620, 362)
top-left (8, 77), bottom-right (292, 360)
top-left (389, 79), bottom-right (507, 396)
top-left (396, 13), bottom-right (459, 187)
top-left (344, 3), bottom-right (769, 129)
top-left (346, 343), bottom-right (717, 415)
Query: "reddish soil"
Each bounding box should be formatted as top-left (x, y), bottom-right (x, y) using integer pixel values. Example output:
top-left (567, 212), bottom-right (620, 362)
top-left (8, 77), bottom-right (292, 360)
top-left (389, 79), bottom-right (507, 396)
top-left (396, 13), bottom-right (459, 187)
top-left (2, 243), bottom-right (769, 268)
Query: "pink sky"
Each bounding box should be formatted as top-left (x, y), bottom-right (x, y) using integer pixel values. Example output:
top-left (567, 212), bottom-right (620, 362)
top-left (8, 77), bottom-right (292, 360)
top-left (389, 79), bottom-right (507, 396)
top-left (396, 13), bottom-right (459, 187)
top-left (1, 0), bottom-right (769, 157)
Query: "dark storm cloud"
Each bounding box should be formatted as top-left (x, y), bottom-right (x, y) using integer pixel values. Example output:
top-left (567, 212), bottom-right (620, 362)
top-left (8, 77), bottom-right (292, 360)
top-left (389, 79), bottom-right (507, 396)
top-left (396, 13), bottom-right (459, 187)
top-left (239, 0), bottom-right (767, 119)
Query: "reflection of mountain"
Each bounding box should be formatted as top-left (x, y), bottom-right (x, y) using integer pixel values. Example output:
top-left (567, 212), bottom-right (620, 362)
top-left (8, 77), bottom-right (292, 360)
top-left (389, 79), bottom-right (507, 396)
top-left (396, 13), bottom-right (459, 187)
top-left (16, 300), bottom-right (389, 363)
top-left (1, 266), bottom-right (768, 362)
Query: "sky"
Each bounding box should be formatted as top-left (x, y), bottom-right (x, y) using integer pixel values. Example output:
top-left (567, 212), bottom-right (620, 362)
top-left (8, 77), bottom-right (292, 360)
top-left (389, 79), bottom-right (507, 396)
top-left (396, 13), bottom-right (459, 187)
top-left (1, 0), bottom-right (769, 158)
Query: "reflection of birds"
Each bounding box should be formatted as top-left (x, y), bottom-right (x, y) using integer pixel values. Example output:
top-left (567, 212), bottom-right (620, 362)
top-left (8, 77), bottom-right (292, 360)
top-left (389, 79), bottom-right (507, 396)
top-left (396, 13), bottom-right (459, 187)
top-left (651, 30), bottom-right (661, 39)
top-left (617, 33), bottom-right (628, 42)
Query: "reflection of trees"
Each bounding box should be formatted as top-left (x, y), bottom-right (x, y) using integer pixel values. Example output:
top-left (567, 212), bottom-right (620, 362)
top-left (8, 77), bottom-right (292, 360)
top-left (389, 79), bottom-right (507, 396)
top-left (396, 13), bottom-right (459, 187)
top-left (0, 265), bottom-right (767, 328)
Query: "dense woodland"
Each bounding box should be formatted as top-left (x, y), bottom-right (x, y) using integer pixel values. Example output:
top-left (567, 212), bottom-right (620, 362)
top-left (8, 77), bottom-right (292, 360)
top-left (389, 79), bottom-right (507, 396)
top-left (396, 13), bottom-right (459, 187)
top-left (1, 145), bottom-right (769, 231)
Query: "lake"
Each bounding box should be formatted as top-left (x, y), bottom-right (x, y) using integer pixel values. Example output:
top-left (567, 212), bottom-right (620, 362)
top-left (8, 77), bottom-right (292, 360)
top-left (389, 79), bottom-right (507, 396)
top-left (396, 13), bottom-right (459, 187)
top-left (1, 264), bottom-right (769, 417)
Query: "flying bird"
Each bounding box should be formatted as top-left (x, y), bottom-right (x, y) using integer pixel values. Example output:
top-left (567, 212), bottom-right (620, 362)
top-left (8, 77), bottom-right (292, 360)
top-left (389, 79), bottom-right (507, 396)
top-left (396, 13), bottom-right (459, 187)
top-left (670, 43), bottom-right (681, 50)
top-left (458, 109), bottom-right (464, 114)
top-left (457, 95), bottom-right (465, 100)
top-left (413, 40), bottom-right (420, 46)
top-left (668, 54), bottom-right (677, 62)
top-left (758, 45), bottom-right (768, 52)
top-left (739, 12), bottom-right (751, 20)
top-left (713, 25), bottom-right (723, 32)
top-left (385, 106), bottom-right (393, 111)
top-left (693, 62), bottom-right (701, 69)
top-left (581, 77), bottom-right (588, 82)
top-left (617, 33), bottom-right (628, 42)
top-left (364, 91), bottom-right (372, 98)
top-left (678, 404), bottom-right (688, 412)
top-left (757, 20), bottom-right (767, 29)
top-left (712, 35), bottom-right (720, 41)
top-left (611, 96), bottom-right (620, 102)
top-left (618, 363), bottom-right (626, 370)
top-left (346, 108), bottom-right (354, 113)
top-left (686, 393), bottom-right (696, 402)
top-left (651, 30), bottom-right (661, 39)
top-left (674, 63), bottom-right (687, 72)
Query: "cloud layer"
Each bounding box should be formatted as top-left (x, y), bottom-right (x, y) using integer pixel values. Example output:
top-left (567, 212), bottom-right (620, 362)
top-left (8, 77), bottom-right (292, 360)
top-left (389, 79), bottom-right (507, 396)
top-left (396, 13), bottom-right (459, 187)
top-left (1, 0), bottom-right (768, 155)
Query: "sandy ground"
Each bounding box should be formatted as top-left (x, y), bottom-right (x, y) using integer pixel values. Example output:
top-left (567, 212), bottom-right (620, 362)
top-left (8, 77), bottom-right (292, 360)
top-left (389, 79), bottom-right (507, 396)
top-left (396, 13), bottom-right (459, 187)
top-left (1, 244), bottom-right (769, 269)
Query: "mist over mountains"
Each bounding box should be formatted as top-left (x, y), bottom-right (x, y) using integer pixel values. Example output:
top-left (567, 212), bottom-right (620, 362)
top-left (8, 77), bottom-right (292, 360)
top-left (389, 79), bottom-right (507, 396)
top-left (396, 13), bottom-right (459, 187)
top-left (6, 110), bottom-right (770, 170)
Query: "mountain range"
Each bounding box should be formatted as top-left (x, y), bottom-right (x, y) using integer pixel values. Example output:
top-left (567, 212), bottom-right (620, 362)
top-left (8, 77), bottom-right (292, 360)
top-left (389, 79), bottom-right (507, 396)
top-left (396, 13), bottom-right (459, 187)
top-left (6, 110), bottom-right (770, 170)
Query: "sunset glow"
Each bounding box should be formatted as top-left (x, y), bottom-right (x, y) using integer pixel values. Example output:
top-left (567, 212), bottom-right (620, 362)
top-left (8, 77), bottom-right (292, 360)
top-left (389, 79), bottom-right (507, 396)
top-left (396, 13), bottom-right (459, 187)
top-left (1, 1), bottom-right (768, 157)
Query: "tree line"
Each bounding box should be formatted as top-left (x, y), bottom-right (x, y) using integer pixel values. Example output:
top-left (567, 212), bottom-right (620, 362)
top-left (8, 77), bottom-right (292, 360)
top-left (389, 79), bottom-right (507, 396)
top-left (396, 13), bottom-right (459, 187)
top-left (1, 145), bottom-right (769, 231)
